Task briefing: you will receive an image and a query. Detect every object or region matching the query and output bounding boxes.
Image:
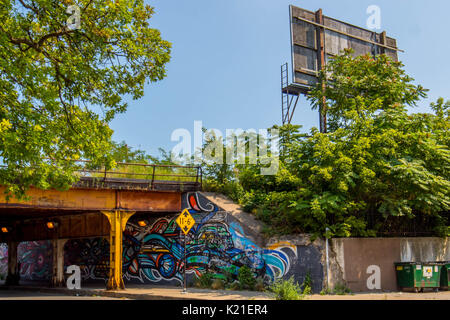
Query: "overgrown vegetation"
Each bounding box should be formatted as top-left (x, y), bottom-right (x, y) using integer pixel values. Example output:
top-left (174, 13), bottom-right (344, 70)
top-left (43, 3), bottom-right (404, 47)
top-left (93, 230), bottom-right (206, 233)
top-left (332, 283), bottom-right (352, 295)
top-left (237, 265), bottom-right (257, 290)
top-left (320, 283), bottom-right (352, 296)
top-left (194, 271), bottom-right (215, 289)
top-left (270, 277), bottom-right (303, 300)
top-left (192, 267), bottom-right (315, 298)
top-left (301, 272), bottom-right (313, 295)
top-left (270, 275), bottom-right (313, 300)
top-left (201, 50), bottom-right (450, 239)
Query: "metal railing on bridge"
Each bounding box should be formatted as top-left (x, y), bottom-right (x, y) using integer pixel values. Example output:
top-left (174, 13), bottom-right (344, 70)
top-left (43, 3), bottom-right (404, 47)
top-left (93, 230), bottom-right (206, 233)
top-left (73, 160), bottom-right (202, 192)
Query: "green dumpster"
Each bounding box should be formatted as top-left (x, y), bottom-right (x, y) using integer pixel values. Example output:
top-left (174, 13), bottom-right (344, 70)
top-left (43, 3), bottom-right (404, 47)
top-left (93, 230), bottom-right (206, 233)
top-left (394, 262), bottom-right (443, 292)
top-left (438, 261), bottom-right (449, 291)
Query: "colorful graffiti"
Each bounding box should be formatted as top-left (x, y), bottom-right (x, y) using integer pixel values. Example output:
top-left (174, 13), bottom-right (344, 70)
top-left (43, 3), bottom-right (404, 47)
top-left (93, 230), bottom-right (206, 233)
top-left (18, 241), bottom-right (52, 281)
top-left (122, 192), bottom-right (297, 284)
top-left (1, 192), bottom-right (322, 289)
top-left (64, 238), bottom-right (109, 281)
top-left (0, 243), bottom-right (7, 279)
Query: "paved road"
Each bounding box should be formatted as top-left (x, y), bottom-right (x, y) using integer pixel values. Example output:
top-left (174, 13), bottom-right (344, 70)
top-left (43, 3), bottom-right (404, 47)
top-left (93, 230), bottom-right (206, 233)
top-left (0, 290), bottom-right (126, 300)
top-left (0, 286), bottom-right (449, 300)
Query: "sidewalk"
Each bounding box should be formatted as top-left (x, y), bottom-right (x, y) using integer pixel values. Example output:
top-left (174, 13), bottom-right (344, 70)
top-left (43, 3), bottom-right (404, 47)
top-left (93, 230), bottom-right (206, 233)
top-left (1, 282), bottom-right (449, 300)
top-left (0, 283), bottom-right (273, 300)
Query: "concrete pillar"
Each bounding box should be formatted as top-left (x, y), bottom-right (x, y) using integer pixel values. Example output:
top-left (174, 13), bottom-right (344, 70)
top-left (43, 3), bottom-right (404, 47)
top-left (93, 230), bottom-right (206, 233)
top-left (5, 240), bottom-right (19, 286)
top-left (101, 210), bottom-right (135, 290)
top-left (51, 239), bottom-right (68, 287)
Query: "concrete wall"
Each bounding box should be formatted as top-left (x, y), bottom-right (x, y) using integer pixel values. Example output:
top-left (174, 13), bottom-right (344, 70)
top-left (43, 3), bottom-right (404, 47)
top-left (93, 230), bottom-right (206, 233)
top-left (329, 237), bottom-right (450, 292)
top-left (1, 191), bottom-right (447, 294)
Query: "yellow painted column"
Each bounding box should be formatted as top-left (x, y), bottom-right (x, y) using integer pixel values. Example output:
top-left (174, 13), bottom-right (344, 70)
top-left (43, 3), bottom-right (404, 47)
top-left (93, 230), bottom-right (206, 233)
top-left (101, 210), bottom-right (135, 290)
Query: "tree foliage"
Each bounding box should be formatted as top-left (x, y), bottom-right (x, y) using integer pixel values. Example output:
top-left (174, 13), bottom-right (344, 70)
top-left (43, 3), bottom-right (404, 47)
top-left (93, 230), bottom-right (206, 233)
top-left (0, 0), bottom-right (171, 197)
top-left (203, 51), bottom-right (450, 238)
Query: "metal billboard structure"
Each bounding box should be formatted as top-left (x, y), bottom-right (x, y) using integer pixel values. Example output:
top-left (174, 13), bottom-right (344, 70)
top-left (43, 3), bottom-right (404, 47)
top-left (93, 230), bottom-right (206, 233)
top-left (282, 5), bottom-right (403, 131)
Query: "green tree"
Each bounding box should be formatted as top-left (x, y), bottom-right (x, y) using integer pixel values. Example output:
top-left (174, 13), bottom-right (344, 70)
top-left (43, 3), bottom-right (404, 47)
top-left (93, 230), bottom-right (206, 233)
top-left (205, 51), bottom-right (450, 238)
top-left (110, 141), bottom-right (159, 164)
top-left (309, 49), bottom-right (428, 132)
top-left (0, 0), bottom-right (171, 197)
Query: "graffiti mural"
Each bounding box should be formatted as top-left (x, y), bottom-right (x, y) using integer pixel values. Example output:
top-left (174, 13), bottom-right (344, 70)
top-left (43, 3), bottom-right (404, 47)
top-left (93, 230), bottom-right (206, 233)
top-left (122, 192), bottom-right (297, 285)
top-left (64, 238), bottom-right (109, 281)
top-left (0, 192), bottom-right (322, 291)
top-left (0, 243), bottom-right (7, 279)
top-left (18, 241), bottom-right (52, 281)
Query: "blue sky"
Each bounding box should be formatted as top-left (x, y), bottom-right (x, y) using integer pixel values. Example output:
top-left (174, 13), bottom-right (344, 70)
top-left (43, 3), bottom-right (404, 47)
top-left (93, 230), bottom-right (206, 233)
top-left (110, 0), bottom-right (450, 156)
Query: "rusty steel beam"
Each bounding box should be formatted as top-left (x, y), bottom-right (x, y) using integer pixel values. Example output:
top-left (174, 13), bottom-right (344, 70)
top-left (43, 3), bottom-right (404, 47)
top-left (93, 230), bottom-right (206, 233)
top-left (0, 186), bottom-right (181, 213)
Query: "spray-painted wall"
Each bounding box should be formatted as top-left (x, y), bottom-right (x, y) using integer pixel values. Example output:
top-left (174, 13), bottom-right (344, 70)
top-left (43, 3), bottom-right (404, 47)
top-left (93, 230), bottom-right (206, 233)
top-left (121, 192), bottom-right (303, 286)
top-left (64, 238), bottom-right (109, 282)
top-left (0, 192), bottom-right (324, 292)
top-left (63, 192), bottom-right (311, 287)
top-left (0, 241), bottom-right (54, 281)
top-left (18, 241), bottom-right (53, 281)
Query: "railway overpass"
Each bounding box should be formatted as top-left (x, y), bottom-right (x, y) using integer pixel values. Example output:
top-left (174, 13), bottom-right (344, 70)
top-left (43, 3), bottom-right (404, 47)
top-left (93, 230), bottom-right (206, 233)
top-left (0, 162), bottom-right (202, 290)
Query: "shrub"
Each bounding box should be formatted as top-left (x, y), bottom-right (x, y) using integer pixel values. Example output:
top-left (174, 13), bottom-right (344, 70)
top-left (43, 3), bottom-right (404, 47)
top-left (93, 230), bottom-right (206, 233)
top-left (237, 266), bottom-right (256, 291)
top-left (270, 277), bottom-right (304, 300)
top-left (254, 278), bottom-right (266, 292)
top-left (211, 279), bottom-right (225, 290)
top-left (195, 272), bottom-right (214, 289)
top-left (320, 288), bottom-right (332, 295)
top-left (228, 281), bottom-right (240, 291)
top-left (333, 283), bottom-right (352, 295)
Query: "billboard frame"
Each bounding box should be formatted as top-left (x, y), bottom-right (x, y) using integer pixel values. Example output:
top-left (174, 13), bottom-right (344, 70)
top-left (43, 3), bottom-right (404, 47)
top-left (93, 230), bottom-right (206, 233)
top-left (283, 5), bottom-right (403, 131)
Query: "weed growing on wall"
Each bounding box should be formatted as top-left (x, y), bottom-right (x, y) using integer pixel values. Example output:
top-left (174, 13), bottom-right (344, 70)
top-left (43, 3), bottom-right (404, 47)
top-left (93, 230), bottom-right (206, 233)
top-left (333, 283), bottom-right (352, 295)
top-left (319, 283), bottom-right (352, 296)
top-left (301, 272), bottom-right (313, 295)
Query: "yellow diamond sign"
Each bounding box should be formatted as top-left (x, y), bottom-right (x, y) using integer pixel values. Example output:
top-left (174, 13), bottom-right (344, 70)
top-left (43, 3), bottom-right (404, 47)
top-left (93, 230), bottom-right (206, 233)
top-left (176, 208), bottom-right (196, 235)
